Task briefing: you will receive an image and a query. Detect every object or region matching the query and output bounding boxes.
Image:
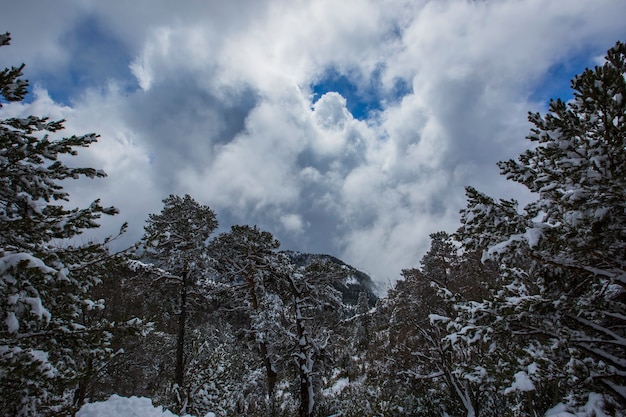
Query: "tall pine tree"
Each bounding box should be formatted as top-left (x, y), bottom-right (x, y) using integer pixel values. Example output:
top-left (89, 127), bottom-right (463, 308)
top-left (137, 194), bottom-right (218, 413)
top-left (451, 41), bottom-right (626, 414)
top-left (0, 33), bottom-right (126, 416)
top-left (209, 225), bottom-right (289, 415)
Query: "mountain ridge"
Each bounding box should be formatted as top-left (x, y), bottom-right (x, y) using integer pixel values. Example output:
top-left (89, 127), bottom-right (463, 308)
top-left (282, 250), bottom-right (379, 307)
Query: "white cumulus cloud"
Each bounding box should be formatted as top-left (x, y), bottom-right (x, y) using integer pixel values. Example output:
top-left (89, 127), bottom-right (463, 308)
top-left (2, 0), bottom-right (625, 287)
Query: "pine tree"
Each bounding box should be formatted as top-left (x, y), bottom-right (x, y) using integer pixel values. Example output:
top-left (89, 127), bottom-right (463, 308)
top-left (136, 194), bottom-right (218, 412)
top-left (209, 225), bottom-right (287, 413)
top-left (373, 232), bottom-right (500, 417)
top-left (287, 261), bottom-right (343, 417)
top-left (0, 33), bottom-right (127, 416)
top-left (452, 41), bottom-right (626, 414)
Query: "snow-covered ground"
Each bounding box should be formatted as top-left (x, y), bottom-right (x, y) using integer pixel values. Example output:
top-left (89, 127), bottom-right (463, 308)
top-left (544, 394), bottom-right (614, 417)
top-left (76, 395), bottom-right (213, 417)
top-left (76, 393), bottom-right (616, 417)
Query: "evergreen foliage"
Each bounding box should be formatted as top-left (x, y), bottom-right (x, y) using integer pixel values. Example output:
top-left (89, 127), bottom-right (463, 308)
top-left (137, 194), bottom-right (219, 412)
top-left (209, 225), bottom-right (289, 414)
top-left (287, 261), bottom-right (344, 417)
top-left (0, 33), bottom-right (130, 416)
top-left (450, 41), bottom-right (626, 414)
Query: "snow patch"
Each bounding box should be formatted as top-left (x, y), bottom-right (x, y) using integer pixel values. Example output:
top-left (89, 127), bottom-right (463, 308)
top-left (428, 313), bottom-right (451, 324)
top-left (545, 393), bottom-right (613, 417)
top-left (0, 252), bottom-right (57, 275)
top-left (545, 403), bottom-right (577, 417)
top-left (345, 275), bottom-right (359, 285)
top-left (5, 311), bottom-right (19, 333)
top-left (524, 226), bottom-right (543, 248)
top-left (77, 395), bottom-right (197, 417)
top-left (324, 377), bottom-right (350, 396)
top-left (503, 371), bottom-right (535, 394)
top-left (23, 296), bottom-right (51, 322)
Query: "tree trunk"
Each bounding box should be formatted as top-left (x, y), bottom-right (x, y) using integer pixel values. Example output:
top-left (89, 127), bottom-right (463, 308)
top-left (260, 341), bottom-right (277, 398)
top-left (296, 320), bottom-right (314, 417)
top-left (72, 357), bottom-right (93, 412)
top-left (245, 271), bottom-right (277, 403)
top-left (175, 264), bottom-right (188, 389)
top-left (291, 279), bottom-right (314, 417)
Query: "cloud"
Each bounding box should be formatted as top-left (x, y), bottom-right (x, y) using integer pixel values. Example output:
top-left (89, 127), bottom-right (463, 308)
top-left (3, 0), bottom-right (625, 288)
top-left (280, 213), bottom-right (307, 234)
top-left (313, 92), bottom-right (351, 130)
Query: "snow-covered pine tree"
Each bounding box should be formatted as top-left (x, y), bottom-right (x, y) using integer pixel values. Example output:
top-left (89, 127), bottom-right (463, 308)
top-left (0, 33), bottom-right (126, 416)
top-left (372, 232), bottom-right (499, 417)
top-left (452, 41), bottom-right (626, 415)
top-left (209, 225), bottom-right (289, 414)
top-left (287, 261), bottom-right (343, 417)
top-left (420, 232), bottom-right (459, 288)
top-left (137, 194), bottom-right (218, 412)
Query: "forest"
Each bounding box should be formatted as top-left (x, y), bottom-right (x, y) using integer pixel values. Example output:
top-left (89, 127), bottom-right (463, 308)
top-left (1, 32), bottom-right (625, 417)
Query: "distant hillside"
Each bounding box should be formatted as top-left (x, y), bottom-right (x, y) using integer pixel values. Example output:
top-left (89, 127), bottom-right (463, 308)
top-left (282, 251), bottom-right (379, 307)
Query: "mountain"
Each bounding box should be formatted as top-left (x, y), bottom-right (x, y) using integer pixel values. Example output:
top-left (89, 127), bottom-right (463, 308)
top-left (282, 251), bottom-right (379, 307)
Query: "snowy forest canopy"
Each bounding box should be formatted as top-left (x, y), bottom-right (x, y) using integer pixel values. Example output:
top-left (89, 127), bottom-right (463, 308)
top-left (1, 33), bottom-right (625, 417)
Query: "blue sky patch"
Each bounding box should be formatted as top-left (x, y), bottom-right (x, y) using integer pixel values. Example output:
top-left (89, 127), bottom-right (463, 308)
top-left (311, 66), bottom-right (411, 120)
top-left (530, 48), bottom-right (599, 105)
top-left (35, 16), bottom-right (136, 105)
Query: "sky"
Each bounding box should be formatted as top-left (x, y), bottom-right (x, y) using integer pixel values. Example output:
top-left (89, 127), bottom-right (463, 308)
top-left (1, 0), bottom-right (625, 290)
